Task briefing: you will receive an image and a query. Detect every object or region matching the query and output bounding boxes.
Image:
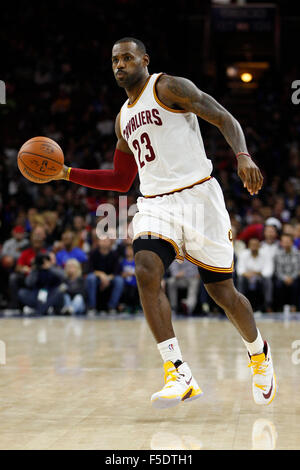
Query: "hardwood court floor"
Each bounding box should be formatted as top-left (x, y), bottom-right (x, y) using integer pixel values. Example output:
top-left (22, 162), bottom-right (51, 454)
top-left (0, 314), bottom-right (299, 450)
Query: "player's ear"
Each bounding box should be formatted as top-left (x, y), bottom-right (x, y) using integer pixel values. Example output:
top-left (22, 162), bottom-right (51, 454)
top-left (143, 54), bottom-right (150, 67)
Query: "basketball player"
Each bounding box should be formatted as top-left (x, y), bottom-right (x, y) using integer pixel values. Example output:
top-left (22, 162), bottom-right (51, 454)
top-left (53, 37), bottom-right (276, 408)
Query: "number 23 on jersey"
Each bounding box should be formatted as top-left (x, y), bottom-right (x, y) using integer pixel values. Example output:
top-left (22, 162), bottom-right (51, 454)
top-left (132, 132), bottom-right (156, 169)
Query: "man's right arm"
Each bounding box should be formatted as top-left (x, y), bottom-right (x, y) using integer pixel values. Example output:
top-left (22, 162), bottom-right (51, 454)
top-left (53, 113), bottom-right (138, 192)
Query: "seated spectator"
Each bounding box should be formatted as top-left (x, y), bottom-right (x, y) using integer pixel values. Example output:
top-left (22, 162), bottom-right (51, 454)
top-left (236, 212), bottom-right (264, 243)
top-left (1, 225), bottom-right (29, 261)
top-left (236, 238), bottom-right (274, 312)
top-left (72, 215), bottom-right (90, 253)
top-left (60, 258), bottom-right (87, 315)
top-left (265, 217), bottom-right (282, 233)
top-left (0, 226), bottom-right (29, 305)
top-left (274, 234), bottom-right (300, 312)
top-left (120, 244), bottom-right (139, 313)
top-left (51, 88), bottom-right (71, 114)
top-left (282, 223), bottom-right (295, 238)
top-left (8, 227), bottom-right (47, 308)
top-left (166, 259), bottom-right (200, 315)
top-left (284, 179), bottom-right (299, 215)
top-left (18, 252), bottom-right (65, 315)
top-left (232, 225), bottom-right (246, 258)
top-left (293, 223), bottom-right (300, 250)
top-left (55, 230), bottom-right (88, 267)
top-left (114, 232), bottom-right (133, 259)
top-left (260, 225), bottom-right (280, 311)
top-left (28, 214), bottom-right (47, 234)
top-left (88, 228), bottom-right (100, 251)
top-left (86, 236), bottom-right (124, 314)
top-left (260, 225), bottom-right (280, 256)
top-left (24, 208), bottom-right (39, 233)
top-left (43, 211), bottom-right (63, 247)
top-left (272, 196), bottom-right (291, 223)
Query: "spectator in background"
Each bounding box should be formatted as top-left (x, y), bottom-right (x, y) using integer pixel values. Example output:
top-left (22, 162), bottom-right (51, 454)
top-left (8, 227), bottom-right (47, 308)
top-left (231, 225), bottom-right (246, 258)
top-left (43, 211), bottom-right (62, 247)
top-left (293, 206), bottom-right (300, 225)
top-left (260, 225), bottom-right (280, 258)
top-left (26, 213), bottom-right (46, 234)
top-left (114, 232), bottom-right (134, 259)
top-left (284, 180), bottom-right (299, 215)
top-left (265, 217), bottom-right (282, 234)
top-left (272, 196), bottom-right (291, 223)
top-left (24, 208), bottom-right (39, 233)
top-left (88, 228), bottom-right (101, 252)
top-left (86, 237), bottom-right (124, 314)
top-left (293, 223), bottom-right (300, 250)
top-left (274, 234), bottom-right (300, 312)
top-left (236, 238), bottom-right (274, 312)
top-left (166, 259), bottom-right (200, 315)
top-left (55, 230), bottom-right (88, 267)
top-left (236, 212), bottom-right (264, 243)
top-left (18, 252), bottom-right (65, 315)
top-left (60, 258), bottom-right (87, 315)
top-left (120, 244), bottom-right (139, 313)
top-left (260, 224), bottom-right (280, 311)
top-left (51, 88), bottom-right (71, 114)
top-left (1, 225), bottom-right (29, 261)
top-left (0, 226), bottom-right (29, 306)
top-left (72, 215), bottom-right (90, 253)
top-left (231, 225), bottom-right (246, 288)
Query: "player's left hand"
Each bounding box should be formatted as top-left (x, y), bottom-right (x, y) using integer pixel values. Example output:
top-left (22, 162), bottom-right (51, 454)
top-left (237, 155), bottom-right (263, 196)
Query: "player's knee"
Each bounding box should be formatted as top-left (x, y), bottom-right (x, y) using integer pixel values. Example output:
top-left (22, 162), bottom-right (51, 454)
top-left (205, 280), bottom-right (238, 311)
top-left (135, 251), bottom-right (162, 288)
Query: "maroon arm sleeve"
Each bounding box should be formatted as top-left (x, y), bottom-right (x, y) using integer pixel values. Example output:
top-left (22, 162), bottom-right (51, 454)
top-left (68, 149), bottom-right (138, 192)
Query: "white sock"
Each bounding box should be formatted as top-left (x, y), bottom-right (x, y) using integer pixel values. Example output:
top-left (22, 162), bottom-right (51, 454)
top-left (157, 337), bottom-right (183, 365)
top-left (242, 329), bottom-right (264, 356)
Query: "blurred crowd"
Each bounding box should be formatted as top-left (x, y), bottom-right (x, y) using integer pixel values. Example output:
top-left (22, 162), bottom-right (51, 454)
top-left (1, 211), bottom-right (300, 316)
top-left (1, 1), bottom-right (300, 315)
top-left (0, 221), bottom-right (141, 315)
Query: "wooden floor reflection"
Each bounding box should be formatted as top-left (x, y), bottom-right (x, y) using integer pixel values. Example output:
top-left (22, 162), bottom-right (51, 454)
top-left (0, 314), bottom-right (299, 450)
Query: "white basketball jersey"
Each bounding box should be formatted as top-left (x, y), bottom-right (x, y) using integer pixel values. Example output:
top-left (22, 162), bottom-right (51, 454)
top-left (119, 73), bottom-right (213, 197)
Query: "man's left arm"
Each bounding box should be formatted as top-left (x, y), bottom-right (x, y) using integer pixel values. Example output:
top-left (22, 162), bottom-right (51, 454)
top-left (156, 75), bottom-right (263, 196)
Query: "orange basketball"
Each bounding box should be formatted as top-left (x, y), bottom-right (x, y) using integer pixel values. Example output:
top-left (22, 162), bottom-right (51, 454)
top-left (17, 136), bottom-right (64, 183)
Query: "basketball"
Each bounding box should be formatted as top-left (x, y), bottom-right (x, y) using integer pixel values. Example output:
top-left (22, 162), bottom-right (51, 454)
top-left (17, 136), bottom-right (64, 183)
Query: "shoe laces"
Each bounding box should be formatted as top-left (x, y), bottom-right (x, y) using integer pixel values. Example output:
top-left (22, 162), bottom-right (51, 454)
top-left (248, 359), bottom-right (267, 376)
top-left (164, 367), bottom-right (184, 385)
top-left (254, 383), bottom-right (267, 391)
top-left (248, 357), bottom-right (268, 390)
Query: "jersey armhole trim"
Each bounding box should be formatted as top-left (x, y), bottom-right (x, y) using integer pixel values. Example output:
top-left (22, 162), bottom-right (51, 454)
top-left (153, 73), bottom-right (187, 114)
top-left (119, 107), bottom-right (123, 138)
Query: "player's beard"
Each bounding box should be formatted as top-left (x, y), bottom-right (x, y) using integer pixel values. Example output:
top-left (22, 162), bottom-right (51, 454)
top-left (115, 68), bottom-right (145, 90)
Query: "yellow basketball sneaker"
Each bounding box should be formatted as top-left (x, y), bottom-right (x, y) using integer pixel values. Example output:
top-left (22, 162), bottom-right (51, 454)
top-left (248, 341), bottom-right (276, 405)
top-left (151, 361), bottom-right (203, 409)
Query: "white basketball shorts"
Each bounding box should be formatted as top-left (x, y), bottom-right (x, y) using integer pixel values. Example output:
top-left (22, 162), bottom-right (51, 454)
top-left (132, 176), bottom-right (234, 274)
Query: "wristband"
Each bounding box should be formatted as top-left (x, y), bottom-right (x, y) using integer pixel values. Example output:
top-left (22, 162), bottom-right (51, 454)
top-left (236, 152), bottom-right (251, 158)
top-left (66, 167), bottom-right (72, 181)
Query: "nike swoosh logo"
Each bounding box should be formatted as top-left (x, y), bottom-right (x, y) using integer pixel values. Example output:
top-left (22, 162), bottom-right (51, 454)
top-left (263, 376), bottom-right (274, 399)
top-left (185, 376), bottom-right (192, 386)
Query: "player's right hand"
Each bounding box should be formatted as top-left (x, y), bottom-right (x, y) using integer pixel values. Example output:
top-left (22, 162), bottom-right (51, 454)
top-left (51, 165), bottom-right (69, 180)
top-left (237, 156), bottom-right (263, 196)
